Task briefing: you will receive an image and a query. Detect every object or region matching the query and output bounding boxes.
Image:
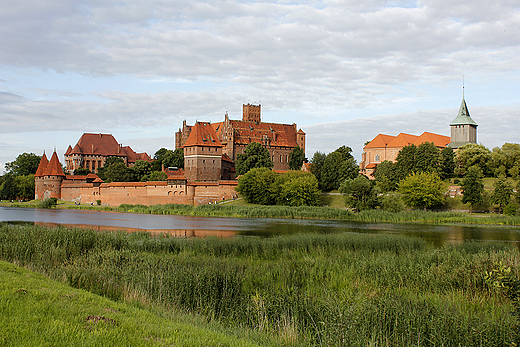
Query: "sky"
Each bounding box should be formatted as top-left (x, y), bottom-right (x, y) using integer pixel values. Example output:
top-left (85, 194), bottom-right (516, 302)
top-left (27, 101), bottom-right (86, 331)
top-left (1, 0), bottom-right (519, 174)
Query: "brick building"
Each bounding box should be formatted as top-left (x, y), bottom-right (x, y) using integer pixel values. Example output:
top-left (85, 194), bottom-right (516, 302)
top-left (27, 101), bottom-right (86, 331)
top-left (360, 97), bottom-right (477, 177)
top-left (64, 133), bottom-right (151, 174)
top-left (175, 104), bottom-right (306, 171)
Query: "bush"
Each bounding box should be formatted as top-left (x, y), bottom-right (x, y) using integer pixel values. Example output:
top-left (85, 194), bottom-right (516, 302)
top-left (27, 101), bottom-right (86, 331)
top-left (381, 192), bottom-right (405, 212)
top-left (96, 200), bottom-right (101, 206)
top-left (453, 179), bottom-right (461, 185)
top-left (504, 202), bottom-right (519, 216)
top-left (39, 197), bottom-right (58, 209)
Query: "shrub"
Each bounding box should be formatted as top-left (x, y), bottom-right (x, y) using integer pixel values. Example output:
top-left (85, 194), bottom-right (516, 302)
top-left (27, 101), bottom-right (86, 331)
top-left (39, 197), bottom-right (58, 209)
top-left (381, 192), bottom-right (405, 212)
top-left (96, 200), bottom-right (101, 206)
top-left (504, 202), bottom-right (519, 216)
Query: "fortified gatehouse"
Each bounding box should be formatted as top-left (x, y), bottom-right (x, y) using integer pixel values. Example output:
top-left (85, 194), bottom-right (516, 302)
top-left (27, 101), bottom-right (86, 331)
top-left (175, 104), bottom-right (306, 171)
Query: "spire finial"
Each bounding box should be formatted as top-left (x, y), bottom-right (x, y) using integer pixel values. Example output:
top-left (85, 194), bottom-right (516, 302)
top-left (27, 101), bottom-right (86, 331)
top-left (462, 74), bottom-right (465, 99)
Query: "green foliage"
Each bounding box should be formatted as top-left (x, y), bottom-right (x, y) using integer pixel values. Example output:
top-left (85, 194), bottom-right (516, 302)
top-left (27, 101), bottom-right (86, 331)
top-left (163, 148), bottom-right (184, 169)
top-left (73, 167), bottom-right (91, 175)
top-left (104, 161), bottom-right (135, 183)
top-left (415, 142), bottom-right (441, 174)
top-left (144, 171), bottom-right (168, 181)
top-left (399, 172), bottom-right (445, 210)
top-left (0, 174), bottom-right (34, 200)
top-left (504, 202), bottom-right (519, 216)
top-left (236, 167), bottom-right (277, 205)
top-left (0, 174), bottom-right (16, 200)
top-left (374, 160), bottom-right (398, 192)
top-left (277, 172), bottom-right (321, 206)
top-left (491, 177), bottom-right (513, 214)
top-left (491, 143), bottom-right (520, 178)
top-left (439, 146), bottom-right (456, 179)
top-left (461, 165), bottom-right (484, 212)
top-left (455, 143), bottom-right (492, 177)
top-left (4, 152), bottom-right (41, 176)
top-left (339, 175), bottom-right (380, 210)
top-left (235, 142), bottom-right (273, 176)
top-left (380, 192), bottom-right (405, 212)
top-left (288, 146), bottom-right (306, 170)
top-left (132, 160), bottom-right (152, 182)
top-left (320, 146), bottom-right (358, 191)
top-left (394, 144), bottom-right (417, 180)
top-left (39, 197), bottom-right (58, 208)
top-left (309, 151), bottom-right (326, 189)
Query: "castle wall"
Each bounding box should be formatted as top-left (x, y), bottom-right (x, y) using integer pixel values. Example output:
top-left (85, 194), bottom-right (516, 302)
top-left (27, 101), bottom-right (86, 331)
top-left (58, 180), bottom-right (238, 207)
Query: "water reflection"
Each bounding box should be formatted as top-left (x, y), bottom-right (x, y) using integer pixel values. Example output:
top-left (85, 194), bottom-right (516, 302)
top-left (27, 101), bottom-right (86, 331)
top-left (2, 206), bottom-right (520, 247)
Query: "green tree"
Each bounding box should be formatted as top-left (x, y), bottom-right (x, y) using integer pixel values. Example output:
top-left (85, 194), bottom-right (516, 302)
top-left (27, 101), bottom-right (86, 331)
top-left (491, 177), bottom-right (513, 214)
top-left (73, 167), bottom-right (91, 175)
top-left (321, 146), bottom-right (358, 191)
top-left (373, 160), bottom-right (397, 192)
top-left (394, 144), bottom-right (417, 180)
top-left (104, 161), bottom-right (134, 183)
top-left (235, 142), bottom-right (273, 176)
top-left (278, 173), bottom-right (321, 206)
top-left (339, 175), bottom-right (380, 211)
top-left (144, 171), bottom-right (168, 181)
top-left (309, 151), bottom-right (326, 190)
top-left (163, 148), bottom-right (184, 169)
top-left (288, 146), bottom-right (306, 170)
top-left (14, 175), bottom-right (35, 200)
top-left (439, 146), bottom-right (456, 179)
top-left (461, 165), bottom-right (484, 213)
top-left (0, 174), bottom-right (16, 200)
top-left (415, 142), bottom-right (441, 174)
top-left (4, 153), bottom-right (41, 176)
top-left (398, 172), bottom-right (445, 210)
top-left (455, 143), bottom-right (492, 177)
top-left (236, 167), bottom-right (277, 204)
top-left (132, 160), bottom-right (152, 182)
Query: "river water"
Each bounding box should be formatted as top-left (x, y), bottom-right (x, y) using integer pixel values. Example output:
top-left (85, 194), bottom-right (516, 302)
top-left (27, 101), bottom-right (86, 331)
top-left (1, 206), bottom-right (520, 247)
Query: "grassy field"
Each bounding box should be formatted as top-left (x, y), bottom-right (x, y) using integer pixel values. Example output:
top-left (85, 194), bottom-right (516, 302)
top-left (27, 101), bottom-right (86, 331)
top-left (0, 260), bottom-right (273, 347)
top-left (1, 223), bottom-right (519, 346)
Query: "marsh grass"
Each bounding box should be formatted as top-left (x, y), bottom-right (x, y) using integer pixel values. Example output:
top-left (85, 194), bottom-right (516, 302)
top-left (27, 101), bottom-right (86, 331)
top-left (0, 223), bottom-right (518, 345)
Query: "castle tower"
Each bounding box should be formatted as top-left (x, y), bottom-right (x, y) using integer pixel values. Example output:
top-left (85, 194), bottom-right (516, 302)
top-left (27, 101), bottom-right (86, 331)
top-left (448, 97), bottom-right (478, 149)
top-left (182, 122), bottom-right (223, 182)
top-left (296, 128), bottom-right (306, 153)
top-left (41, 151), bottom-right (66, 199)
top-left (34, 152), bottom-right (49, 200)
top-left (242, 103), bottom-right (261, 123)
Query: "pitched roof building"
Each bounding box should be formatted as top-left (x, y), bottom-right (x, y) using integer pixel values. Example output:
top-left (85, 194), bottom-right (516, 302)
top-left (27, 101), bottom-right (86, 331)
top-left (64, 133), bottom-right (151, 174)
top-left (175, 104), bottom-right (306, 171)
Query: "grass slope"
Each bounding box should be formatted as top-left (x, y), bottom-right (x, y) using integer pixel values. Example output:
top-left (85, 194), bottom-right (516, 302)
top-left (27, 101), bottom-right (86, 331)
top-left (0, 260), bottom-right (265, 347)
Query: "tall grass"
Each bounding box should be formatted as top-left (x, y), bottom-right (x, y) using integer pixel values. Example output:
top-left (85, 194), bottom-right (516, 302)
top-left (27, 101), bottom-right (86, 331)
top-left (0, 222), bottom-right (518, 345)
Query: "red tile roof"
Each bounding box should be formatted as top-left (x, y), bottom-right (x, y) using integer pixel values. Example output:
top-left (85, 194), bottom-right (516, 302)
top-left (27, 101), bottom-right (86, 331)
top-left (221, 153), bottom-right (233, 163)
top-left (364, 134), bottom-right (396, 149)
top-left (44, 152), bottom-right (65, 177)
top-left (413, 132), bottom-right (451, 147)
top-left (387, 133), bottom-right (419, 147)
top-left (34, 153), bottom-right (49, 177)
top-left (230, 120), bottom-right (298, 148)
top-left (64, 145), bottom-right (73, 156)
top-left (182, 122), bottom-right (223, 148)
top-left (67, 133), bottom-right (150, 163)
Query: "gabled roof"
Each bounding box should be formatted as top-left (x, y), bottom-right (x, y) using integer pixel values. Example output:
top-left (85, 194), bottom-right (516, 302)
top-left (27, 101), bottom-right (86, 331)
top-left (66, 133), bottom-right (150, 162)
top-left (450, 98), bottom-right (478, 126)
top-left (64, 145), bottom-right (73, 156)
top-left (413, 132), bottom-right (451, 147)
top-left (44, 152), bottom-right (65, 177)
top-left (364, 134), bottom-right (396, 149)
top-left (221, 153), bottom-right (234, 163)
top-left (34, 153), bottom-right (49, 177)
top-left (387, 133), bottom-right (419, 148)
top-left (229, 120), bottom-right (298, 148)
top-left (182, 122), bottom-right (223, 147)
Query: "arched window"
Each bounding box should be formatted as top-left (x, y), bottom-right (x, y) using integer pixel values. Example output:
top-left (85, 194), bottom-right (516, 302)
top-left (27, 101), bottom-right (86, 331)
top-left (375, 154), bottom-right (380, 162)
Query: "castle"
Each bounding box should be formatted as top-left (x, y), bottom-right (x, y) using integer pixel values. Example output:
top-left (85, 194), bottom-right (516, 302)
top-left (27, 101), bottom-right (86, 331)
top-left (34, 103), bottom-right (305, 206)
top-left (176, 104), bottom-right (306, 171)
top-left (360, 97), bottom-right (478, 177)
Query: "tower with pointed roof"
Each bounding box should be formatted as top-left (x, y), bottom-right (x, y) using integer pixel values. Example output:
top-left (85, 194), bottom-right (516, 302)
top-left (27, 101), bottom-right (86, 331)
top-left (35, 151), bottom-right (66, 199)
top-left (448, 97), bottom-right (478, 149)
top-left (34, 152), bottom-right (49, 200)
top-left (182, 122), bottom-right (223, 182)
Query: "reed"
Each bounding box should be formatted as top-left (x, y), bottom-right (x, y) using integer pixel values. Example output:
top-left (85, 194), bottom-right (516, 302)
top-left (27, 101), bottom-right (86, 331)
top-left (1, 223), bottom-right (517, 346)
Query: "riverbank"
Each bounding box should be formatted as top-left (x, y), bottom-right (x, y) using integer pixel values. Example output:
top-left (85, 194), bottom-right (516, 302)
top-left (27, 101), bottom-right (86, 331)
top-left (2, 199), bottom-right (520, 226)
top-left (1, 223), bottom-right (517, 346)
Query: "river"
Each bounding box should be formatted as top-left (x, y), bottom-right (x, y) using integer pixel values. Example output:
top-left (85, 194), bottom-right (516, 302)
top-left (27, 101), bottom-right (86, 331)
top-left (1, 206), bottom-right (520, 247)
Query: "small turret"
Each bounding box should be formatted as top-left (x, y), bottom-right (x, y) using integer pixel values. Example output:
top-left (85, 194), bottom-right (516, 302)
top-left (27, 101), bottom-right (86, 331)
top-left (448, 97), bottom-right (478, 149)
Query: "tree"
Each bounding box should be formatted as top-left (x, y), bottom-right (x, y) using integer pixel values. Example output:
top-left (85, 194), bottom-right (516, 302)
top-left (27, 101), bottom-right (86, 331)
top-left (309, 151), bottom-right (326, 190)
top-left (394, 144), bottom-right (417, 180)
top-left (320, 146), bottom-right (358, 191)
top-left (373, 160), bottom-right (398, 192)
top-left (4, 153), bottom-right (41, 176)
top-left (73, 167), bottom-right (91, 175)
top-left (236, 167), bottom-right (277, 204)
top-left (0, 174), bottom-right (16, 200)
top-left (104, 161), bottom-right (134, 183)
top-left (288, 146), bottom-right (306, 170)
top-left (14, 175), bottom-right (35, 200)
top-left (455, 144), bottom-right (492, 177)
top-left (415, 142), bottom-right (441, 174)
top-left (132, 160), bottom-right (152, 182)
top-left (339, 175), bottom-right (380, 211)
top-left (491, 177), bottom-right (513, 214)
top-left (439, 147), bottom-right (456, 179)
top-left (278, 173), bottom-right (321, 206)
top-left (461, 165), bottom-right (484, 213)
top-left (163, 148), bottom-right (184, 169)
top-left (398, 172), bottom-right (445, 210)
top-left (144, 171), bottom-right (168, 181)
top-left (235, 142), bottom-right (273, 176)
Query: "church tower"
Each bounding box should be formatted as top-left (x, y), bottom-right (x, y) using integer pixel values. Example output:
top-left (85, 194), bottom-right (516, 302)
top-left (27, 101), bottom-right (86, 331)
top-left (448, 96), bottom-right (478, 149)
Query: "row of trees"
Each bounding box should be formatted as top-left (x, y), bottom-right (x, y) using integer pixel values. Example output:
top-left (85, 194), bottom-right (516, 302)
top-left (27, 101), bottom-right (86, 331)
top-left (0, 153), bottom-right (41, 200)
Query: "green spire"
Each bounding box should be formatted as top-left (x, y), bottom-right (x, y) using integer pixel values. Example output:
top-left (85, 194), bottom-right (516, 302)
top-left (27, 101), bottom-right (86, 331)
top-left (450, 98), bottom-right (478, 126)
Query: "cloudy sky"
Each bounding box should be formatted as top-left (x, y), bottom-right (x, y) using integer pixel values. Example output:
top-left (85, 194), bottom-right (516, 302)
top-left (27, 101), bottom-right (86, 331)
top-left (1, 0), bottom-right (519, 173)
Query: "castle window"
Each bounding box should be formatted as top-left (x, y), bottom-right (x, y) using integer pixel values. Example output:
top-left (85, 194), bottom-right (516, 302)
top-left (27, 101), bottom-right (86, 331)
top-left (375, 154), bottom-right (380, 162)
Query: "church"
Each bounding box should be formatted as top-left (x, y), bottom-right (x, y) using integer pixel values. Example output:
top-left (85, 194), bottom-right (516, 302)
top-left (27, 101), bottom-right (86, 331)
top-left (360, 97), bottom-right (478, 177)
